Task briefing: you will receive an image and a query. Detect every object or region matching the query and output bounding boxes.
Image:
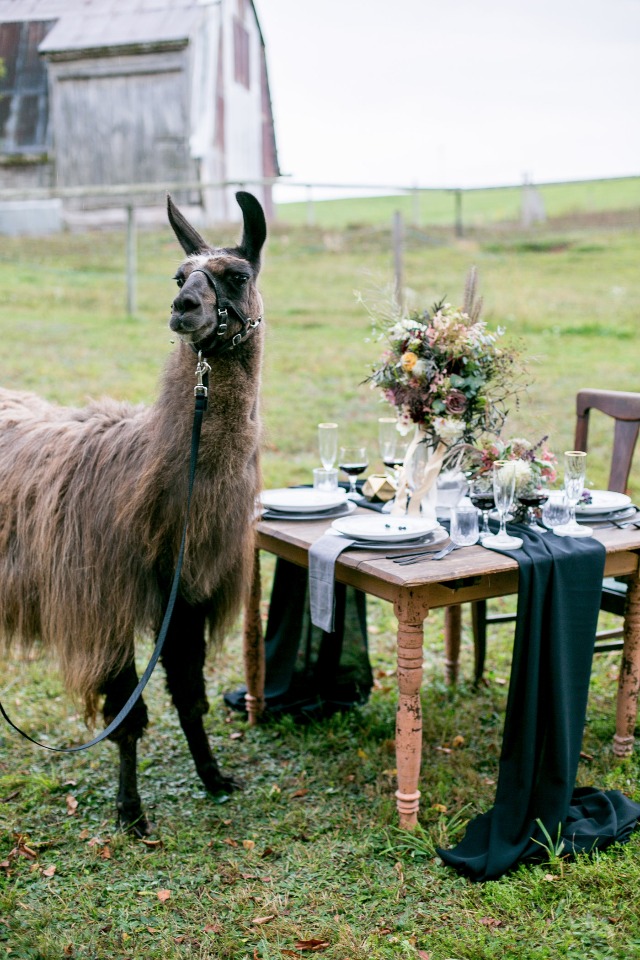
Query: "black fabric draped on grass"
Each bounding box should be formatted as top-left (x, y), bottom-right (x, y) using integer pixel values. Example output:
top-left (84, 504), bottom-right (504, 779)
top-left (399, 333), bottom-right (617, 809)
top-left (437, 526), bottom-right (640, 881)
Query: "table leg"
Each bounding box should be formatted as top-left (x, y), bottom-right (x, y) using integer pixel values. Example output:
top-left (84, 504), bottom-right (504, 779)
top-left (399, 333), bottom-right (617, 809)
top-left (613, 571), bottom-right (640, 757)
top-left (444, 605), bottom-right (462, 686)
top-left (394, 591), bottom-right (429, 829)
top-left (243, 547), bottom-right (265, 725)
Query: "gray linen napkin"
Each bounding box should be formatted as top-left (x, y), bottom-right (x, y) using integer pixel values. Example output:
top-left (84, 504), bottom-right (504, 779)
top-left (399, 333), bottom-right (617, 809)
top-left (308, 534), bottom-right (355, 632)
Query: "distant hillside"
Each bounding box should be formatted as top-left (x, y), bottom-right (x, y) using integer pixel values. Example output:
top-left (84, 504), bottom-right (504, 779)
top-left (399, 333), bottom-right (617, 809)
top-left (274, 176), bottom-right (640, 229)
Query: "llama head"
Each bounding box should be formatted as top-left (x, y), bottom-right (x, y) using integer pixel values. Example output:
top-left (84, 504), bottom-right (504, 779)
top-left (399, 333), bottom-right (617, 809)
top-left (167, 191), bottom-right (266, 353)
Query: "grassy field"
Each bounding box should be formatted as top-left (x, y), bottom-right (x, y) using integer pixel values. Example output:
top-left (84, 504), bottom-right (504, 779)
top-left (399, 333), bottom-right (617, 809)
top-left (1, 208), bottom-right (640, 959)
top-left (275, 176), bottom-right (640, 231)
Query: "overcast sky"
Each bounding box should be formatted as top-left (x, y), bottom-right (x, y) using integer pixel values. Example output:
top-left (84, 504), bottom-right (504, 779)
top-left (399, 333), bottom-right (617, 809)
top-left (256, 0), bottom-right (640, 200)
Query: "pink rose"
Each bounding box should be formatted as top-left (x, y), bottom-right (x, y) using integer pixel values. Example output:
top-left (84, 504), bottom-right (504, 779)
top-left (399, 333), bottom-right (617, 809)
top-left (444, 389), bottom-right (468, 415)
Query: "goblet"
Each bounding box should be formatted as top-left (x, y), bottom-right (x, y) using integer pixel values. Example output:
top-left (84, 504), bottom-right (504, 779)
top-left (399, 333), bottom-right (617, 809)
top-left (554, 450), bottom-right (593, 537)
top-left (339, 445), bottom-right (368, 499)
top-left (483, 460), bottom-right (523, 550)
top-left (378, 417), bottom-right (408, 480)
top-left (517, 484), bottom-right (549, 533)
top-left (318, 422), bottom-right (338, 470)
top-left (468, 477), bottom-right (495, 542)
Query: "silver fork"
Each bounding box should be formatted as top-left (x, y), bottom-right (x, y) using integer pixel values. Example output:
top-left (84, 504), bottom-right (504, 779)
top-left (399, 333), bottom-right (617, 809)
top-left (393, 542), bottom-right (459, 565)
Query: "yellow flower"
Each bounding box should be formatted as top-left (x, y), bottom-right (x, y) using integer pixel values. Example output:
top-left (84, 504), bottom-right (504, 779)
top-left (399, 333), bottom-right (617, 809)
top-left (401, 351), bottom-right (418, 372)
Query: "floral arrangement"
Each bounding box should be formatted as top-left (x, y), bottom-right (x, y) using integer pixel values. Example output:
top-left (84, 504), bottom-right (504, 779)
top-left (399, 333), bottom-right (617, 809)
top-left (465, 435), bottom-right (558, 492)
top-left (364, 270), bottom-right (524, 461)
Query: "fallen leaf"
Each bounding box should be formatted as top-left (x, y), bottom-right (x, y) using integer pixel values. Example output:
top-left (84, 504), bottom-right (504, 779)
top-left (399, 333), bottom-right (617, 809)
top-left (418, 952), bottom-right (431, 960)
top-left (452, 735), bottom-right (465, 748)
top-left (78, 829), bottom-right (90, 840)
top-left (291, 789), bottom-right (308, 799)
top-left (223, 838), bottom-right (239, 847)
top-left (357, 748), bottom-right (367, 759)
top-left (544, 873), bottom-right (559, 882)
top-left (261, 847), bottom-right (275, 858)
top-left (432, 804), bottom-right (448, 814)
top-left (157, 889), bottom-right (171, 903)
top-left (139, 838), bottom-right (163, 848)
top-left (293, 938), bottom-right (330, 952)
top-left (0, 861), bottom-right (10, 872)
top-left (63, 945), bottom-right (74, 956)
top-left (252, 914), bottom-right (275, 925)
top-left (65, 795), bottom-right (78, 816)
top-left (204, 923), bottom-right (222, 934)
top-left (242, 839), bottom-right (256, 851)
top-left (146, 927), bottom-right (160, 934)
top-left (229, 731), bottom-right (243, 740)
top-left (579, 751), bottom-right (594, 761)
top-left (0, 790), bottom-right (20, 803)
top-left (41, 865), bottom-right (56, 878)
top-left (99, 845), bottom-right (112, 860)
top-left (479, 917), bottom-right (502, 928)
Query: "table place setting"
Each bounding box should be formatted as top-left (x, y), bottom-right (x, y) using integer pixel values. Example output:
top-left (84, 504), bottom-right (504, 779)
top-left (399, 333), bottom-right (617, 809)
top-left (258, 486), bottom-right (356, 521)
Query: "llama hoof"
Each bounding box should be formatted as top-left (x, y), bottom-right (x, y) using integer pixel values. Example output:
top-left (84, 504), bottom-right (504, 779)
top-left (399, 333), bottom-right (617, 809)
top-left (117, 804), bottom-right (154, 837)
top-left (203, 772), bottom-right (243, 796)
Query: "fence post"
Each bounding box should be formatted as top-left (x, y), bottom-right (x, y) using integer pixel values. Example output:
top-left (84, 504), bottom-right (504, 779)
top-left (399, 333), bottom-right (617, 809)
top-left (454, 189), bottom-right (463, 238)
top-left (306, 185), bottom-right (315, 227)
top-left (393, 210), bottom-right (404, 311)
top-left (126, 204), bottom-right (136, 316)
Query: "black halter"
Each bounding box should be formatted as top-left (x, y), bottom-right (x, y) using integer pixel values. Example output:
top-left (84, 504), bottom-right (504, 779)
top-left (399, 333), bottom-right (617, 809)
top-left (188, 266), bottom-right (262, 358)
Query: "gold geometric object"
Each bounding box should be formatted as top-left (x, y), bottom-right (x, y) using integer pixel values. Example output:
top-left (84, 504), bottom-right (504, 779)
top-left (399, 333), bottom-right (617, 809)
top-left (362, 474), bottom-right (397, 503)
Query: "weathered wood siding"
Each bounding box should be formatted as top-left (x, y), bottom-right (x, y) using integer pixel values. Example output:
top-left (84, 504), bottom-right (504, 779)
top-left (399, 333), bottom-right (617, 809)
top-left (48, 50), bottom-right (198, 207)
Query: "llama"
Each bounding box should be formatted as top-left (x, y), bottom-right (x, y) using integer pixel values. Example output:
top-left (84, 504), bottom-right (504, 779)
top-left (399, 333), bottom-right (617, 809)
top-left (0, 191), bottom-right (267, 834)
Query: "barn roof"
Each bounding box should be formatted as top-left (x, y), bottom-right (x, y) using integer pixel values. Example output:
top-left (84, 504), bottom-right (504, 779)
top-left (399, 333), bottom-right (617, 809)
top-left (39, 7), bottom-right (205, 55)
top-left (0, 0), bottom-right (217, 21)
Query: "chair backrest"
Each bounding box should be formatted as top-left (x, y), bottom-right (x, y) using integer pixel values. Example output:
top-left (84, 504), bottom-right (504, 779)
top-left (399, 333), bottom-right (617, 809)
top-left (574, 389), bottom-right (640, 494)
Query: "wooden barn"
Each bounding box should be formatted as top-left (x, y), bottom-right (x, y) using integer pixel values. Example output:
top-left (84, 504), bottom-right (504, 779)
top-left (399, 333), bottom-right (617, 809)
top-left (0, 0), bottom-right (279, 228)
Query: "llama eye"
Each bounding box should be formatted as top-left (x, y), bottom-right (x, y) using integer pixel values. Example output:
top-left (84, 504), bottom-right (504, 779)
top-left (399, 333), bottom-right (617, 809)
top-left (173, 274), bottom-right (184, 288)
top-left (230, 273), bottom-right (249, 286)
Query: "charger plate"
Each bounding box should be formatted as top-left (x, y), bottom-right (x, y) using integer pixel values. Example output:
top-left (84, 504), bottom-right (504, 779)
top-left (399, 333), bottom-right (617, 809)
top-left (331, 514), bottom-right (439, 543)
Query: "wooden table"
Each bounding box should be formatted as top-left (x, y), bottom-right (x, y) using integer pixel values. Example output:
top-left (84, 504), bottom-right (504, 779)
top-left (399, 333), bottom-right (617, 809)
top-left (242, 511), bottom-right (640, 828)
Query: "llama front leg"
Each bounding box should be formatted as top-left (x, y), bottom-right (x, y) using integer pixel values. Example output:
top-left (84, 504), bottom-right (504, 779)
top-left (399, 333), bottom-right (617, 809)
top-left (161, 599), bottom-right (240, 794)
top-left (102, 662), bottom-right (151, 836)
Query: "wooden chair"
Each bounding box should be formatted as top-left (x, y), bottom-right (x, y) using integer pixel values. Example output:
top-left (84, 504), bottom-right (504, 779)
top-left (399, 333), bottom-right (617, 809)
top-left (471, 388), bottom-right (640, 683)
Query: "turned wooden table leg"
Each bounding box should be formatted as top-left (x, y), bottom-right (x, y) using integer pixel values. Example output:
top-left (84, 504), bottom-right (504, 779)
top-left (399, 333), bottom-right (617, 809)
top-left (394, 590), bottom-right (430, 829)
top-left (243, 547), bottom-right (265, 725)
top-left (613, 571), bottom-right (640, 757)
top-left (444, 605), bottom-right (462, 686)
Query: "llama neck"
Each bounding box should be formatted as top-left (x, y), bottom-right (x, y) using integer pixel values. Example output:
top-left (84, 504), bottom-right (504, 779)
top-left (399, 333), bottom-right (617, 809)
top-left (150, 335), bottom-right (263, 479)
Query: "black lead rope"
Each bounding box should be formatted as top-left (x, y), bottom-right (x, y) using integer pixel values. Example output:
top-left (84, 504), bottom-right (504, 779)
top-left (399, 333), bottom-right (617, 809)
top-left (0, 358), bottom-right (210, 753)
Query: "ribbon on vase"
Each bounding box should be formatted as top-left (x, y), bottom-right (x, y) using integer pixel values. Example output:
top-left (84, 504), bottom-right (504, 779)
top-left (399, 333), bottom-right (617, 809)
top-left (392, 433), bottom-right (447, 516)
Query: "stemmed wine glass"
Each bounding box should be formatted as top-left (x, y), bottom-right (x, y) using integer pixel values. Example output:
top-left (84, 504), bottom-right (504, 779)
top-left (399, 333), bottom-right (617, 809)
top-left (517, 483), bottom-right (549, 533)
top-left (378, 417), bottom-right (408, 481)
top-left (553, 451), bottom-right (593, 537)
top-left (339, 445), bottom-right (368, 499)
top-left (318, 422), bottom-right (338, 470)
top-left (468, 476), bottom-right (495, 542)
top-left (483, 460), bottom-right (523, 550)
top-left (404, 440), bottom-right (431, 515)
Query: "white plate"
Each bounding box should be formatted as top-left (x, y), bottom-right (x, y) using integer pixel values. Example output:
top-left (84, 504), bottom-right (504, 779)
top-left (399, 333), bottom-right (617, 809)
top-left (575, 490), bottom-right (631, 515)
top-left (326, 525), bottom-right (448, 550)
top-left (331, 515), bottom-right (439, 543)
top-left (261, 501), bottom-right (357, 521)
top-left (260, 488), bottom-right (347, 513)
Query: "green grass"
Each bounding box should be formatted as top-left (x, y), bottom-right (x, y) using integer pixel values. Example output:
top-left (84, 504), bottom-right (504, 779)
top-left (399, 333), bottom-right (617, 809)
top-left (1, 209), bottom-right (640, 959)
top-left (275, 176), bottom-right (640, 230)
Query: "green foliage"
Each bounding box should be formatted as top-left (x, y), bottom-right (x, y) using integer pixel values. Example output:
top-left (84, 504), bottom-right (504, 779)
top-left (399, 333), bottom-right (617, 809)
top-left (1, 213), bottom-right (640, 957)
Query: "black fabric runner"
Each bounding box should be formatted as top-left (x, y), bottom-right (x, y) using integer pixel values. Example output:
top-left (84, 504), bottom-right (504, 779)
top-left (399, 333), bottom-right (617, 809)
top-left (224, 558), bottom-right (372, 720)
top-left (438, 525), bottom-right (640, 881)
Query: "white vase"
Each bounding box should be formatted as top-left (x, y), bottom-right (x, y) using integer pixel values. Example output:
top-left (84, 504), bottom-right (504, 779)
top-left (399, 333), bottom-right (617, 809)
top-left (394, 427), bottom-right (447, 517)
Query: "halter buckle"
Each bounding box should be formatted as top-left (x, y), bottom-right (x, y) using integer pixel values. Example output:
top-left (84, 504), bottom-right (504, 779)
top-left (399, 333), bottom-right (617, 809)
top-left (248, 317), bottom-right (261, 329)
top-left (194, 351), bottom-right (211, 398)
top-left (232, 332), bottom-right (243, 347)
top-left (217, 323), bottom-right (228, 336)
top-left (218, 306), bottom-right (228, 320)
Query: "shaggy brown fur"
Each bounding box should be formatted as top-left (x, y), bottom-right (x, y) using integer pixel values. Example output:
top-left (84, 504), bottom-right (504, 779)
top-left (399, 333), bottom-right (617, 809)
top-left (0, 192), bottom-right (267, 833)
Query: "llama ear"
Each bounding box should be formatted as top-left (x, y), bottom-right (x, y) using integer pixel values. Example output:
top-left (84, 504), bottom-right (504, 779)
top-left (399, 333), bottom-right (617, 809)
top-left (235, 191), bottom-right (267, 269)
top-left (167, 194), bottom-right (210, 256)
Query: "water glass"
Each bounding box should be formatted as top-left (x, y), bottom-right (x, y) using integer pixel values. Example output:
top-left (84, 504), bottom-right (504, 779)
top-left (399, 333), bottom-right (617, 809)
top-left (450, 503), bottom-right (480, 546)
top-left (313, 467), bottom-right (339, 492)
top-left (318, 422), bottom-right (338, 470)
top-left (541, 492), bottom-right (571, 529)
